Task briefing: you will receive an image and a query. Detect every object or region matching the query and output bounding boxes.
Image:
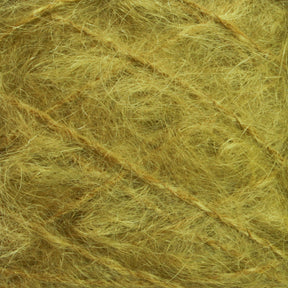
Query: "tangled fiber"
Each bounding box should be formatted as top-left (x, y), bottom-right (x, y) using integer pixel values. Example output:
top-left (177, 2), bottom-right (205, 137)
top-left (0, 0), bottom-right (288, 287)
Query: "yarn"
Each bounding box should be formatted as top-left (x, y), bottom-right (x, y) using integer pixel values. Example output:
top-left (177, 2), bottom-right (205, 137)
top-left (0, 0), bottom-right (287, 287)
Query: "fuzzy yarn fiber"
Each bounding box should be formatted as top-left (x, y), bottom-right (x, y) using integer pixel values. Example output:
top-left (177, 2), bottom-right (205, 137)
top-left (0, 0), bottom-right (288, 287)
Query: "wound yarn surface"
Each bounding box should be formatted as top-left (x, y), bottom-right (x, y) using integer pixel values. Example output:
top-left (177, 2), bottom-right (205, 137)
top-left (0, 0), bottom-right (288, 287)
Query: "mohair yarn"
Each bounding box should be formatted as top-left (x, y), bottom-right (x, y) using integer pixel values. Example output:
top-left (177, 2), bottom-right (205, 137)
top-left (0, 0), bottom-right (288, 287)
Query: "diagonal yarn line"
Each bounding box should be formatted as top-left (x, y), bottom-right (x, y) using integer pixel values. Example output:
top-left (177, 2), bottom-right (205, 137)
top-left (0, 0), bottom-right (81, 43)
top-left (181, 0), bottom-right (262, 48)
top-left (52, 15), bottom-right (284, 167)
top-left (4, 210), bottom-right (185, 288)
top-left (180, 0), bottom-right (287, 71)
top-left (6, 96), bottom-right (287, 261)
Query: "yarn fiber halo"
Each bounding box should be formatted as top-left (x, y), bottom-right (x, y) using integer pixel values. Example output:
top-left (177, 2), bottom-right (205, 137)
top-left (0, 0), bottom-right (288, 287)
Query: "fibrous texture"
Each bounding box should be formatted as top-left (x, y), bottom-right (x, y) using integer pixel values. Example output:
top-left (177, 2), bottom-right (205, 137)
top-left (0, 0), bottom-right (288, 287)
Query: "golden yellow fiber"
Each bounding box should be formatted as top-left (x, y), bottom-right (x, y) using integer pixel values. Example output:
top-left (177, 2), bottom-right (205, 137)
top-left (0, 0), bottom-right (288, 287)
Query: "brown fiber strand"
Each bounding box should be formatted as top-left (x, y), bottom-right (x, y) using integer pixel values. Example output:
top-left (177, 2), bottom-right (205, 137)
top-left (1, 2), bottom-right (287, 286)
top-left (0, 0), bottom-right (81, 43)
top-left (52, 15), bottom-right (285, 167)
top-left (6, 96), bottom-right (287, 261)
top-left (59, 187), bottom-right (239, 263)
top-left (72, 227), bottom-right (265, 285)
top-left (5, 211), bottom-right (184, 288)
top-left (199, 236), bottom-right (241, 258)
top-left (180, 0), bottom-right (287, 70)
top-left (181, 0), bottom-right (262, 48)
top-left (69, 230), bottom-right (187, 288)
top-left (220, 261), bottom-right (282, 283)
top-left (47, 159), bottom-right (165, 223)
top-left (56, 191), bottom-right (244, 269)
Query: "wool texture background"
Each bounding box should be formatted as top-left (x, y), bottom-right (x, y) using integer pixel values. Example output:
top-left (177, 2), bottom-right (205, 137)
top-left (0, 0), bottom-right (288, 287)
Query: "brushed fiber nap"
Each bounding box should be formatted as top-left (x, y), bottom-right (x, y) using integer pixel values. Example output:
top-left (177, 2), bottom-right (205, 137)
top-left (0, 0), bottom-right (288, 287)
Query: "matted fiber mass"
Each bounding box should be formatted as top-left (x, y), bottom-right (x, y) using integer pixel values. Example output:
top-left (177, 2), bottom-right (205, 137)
top-left (0, 0), bottom-right (288, 287)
